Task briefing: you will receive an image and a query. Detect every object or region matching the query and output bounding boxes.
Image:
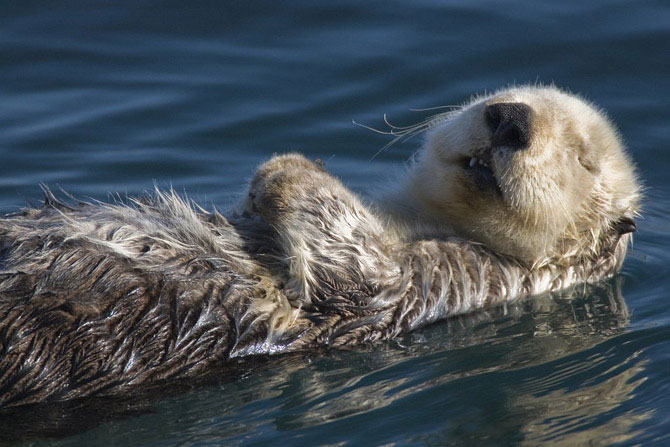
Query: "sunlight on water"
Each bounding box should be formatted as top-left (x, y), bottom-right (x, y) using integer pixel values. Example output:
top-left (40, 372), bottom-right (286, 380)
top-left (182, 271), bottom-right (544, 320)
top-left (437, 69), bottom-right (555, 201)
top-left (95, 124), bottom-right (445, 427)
top-left (1, 0), bottom-right (669, 445)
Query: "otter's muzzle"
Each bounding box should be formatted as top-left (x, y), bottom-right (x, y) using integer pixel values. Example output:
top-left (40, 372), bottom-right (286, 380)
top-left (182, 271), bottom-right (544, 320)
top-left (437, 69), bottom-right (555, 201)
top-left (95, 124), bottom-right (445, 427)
top-left (485, 102), bottom-right (532, 150)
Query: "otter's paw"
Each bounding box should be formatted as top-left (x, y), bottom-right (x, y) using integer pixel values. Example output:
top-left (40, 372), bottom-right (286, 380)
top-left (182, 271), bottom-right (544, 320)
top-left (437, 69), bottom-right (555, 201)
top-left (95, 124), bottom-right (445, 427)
top-left (242, 153), bottom-right (327, 221)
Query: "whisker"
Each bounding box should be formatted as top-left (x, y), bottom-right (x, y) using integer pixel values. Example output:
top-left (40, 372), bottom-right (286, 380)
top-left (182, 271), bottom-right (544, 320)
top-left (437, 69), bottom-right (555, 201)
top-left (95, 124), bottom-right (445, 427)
top-left (356, 108), bottom-right (460, 160)
top-left (351, 120), bottom-right (395, 136)
top-left (370, 135), bottom-right (405, 161)
top-left (409, 104), bottom-right (460, 112)
top-left (369, 125), bottom-right (434, 160)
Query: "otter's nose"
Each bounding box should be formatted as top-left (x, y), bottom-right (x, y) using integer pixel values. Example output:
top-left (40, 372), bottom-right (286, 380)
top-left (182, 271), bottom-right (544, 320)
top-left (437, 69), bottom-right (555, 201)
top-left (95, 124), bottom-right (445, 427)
top-left (485, 102), bottom-right (532, 149)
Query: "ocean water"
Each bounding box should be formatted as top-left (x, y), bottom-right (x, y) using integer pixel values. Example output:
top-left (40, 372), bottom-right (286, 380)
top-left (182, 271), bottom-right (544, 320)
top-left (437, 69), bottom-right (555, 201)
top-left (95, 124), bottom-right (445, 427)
top-left (1, 1), bottom-right (669, 445)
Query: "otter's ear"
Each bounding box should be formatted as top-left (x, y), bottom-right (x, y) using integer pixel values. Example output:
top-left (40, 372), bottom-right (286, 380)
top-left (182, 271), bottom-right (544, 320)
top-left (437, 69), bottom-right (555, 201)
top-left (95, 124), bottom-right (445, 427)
top-left (613, 216), bottom-right (636, 235)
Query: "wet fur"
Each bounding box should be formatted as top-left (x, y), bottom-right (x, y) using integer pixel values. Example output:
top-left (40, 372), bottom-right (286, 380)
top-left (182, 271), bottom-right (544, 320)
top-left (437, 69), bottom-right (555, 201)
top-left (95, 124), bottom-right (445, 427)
top-left (0, 86), bottom-right (639, 407)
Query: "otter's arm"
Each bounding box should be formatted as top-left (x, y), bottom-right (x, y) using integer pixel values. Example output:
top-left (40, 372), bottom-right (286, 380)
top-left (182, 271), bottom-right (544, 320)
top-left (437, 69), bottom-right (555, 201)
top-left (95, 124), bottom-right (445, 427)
top-left (281, 233), bottom-right (629, 349)
top-left (244, 154), bottom-right (402, 307)
top-left (244, 154), bottom-right (630, 348)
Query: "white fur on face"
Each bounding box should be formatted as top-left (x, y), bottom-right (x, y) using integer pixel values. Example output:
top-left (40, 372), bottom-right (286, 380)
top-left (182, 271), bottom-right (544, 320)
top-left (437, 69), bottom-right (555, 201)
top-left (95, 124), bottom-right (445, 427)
top-left (405, 86), bottom-right (640, 264)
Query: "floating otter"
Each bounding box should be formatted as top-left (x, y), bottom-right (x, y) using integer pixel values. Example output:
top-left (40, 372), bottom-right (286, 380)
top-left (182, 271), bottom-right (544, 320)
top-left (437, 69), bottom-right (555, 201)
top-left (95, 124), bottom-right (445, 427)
top-left (0, 86), bottom-right (639, 407)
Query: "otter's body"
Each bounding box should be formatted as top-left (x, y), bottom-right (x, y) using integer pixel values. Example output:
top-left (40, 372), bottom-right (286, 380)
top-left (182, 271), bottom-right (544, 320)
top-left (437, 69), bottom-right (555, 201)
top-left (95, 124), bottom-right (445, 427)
top-left (0, 86), bottom-right (640, 406)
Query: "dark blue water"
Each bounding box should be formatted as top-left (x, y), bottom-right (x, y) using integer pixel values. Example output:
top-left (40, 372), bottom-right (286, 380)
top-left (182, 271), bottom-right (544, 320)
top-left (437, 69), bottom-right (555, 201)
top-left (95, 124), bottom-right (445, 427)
top-left (2, 1), bottom-right (670, 445)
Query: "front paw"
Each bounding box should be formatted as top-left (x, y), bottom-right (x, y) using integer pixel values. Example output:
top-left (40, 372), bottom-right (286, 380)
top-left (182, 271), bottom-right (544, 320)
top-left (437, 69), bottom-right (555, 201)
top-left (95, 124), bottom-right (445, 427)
top-left (242, 153), bottom-right (325, 220)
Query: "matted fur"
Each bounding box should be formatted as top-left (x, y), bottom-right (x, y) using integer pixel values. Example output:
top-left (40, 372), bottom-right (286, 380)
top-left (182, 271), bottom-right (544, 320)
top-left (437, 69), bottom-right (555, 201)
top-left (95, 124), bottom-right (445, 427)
top-left (0, 86), bottom-right (639, 407)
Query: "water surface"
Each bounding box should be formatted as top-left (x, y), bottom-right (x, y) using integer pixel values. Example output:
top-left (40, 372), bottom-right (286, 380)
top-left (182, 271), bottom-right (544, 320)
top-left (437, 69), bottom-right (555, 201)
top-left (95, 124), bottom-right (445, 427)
top-left (1, 1), bottom-right (669, 445)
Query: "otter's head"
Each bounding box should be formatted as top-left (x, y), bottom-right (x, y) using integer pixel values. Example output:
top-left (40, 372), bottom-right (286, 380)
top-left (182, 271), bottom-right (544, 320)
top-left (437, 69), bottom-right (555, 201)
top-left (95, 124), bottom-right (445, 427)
top-left (409, 86), bottom-right (640, 264)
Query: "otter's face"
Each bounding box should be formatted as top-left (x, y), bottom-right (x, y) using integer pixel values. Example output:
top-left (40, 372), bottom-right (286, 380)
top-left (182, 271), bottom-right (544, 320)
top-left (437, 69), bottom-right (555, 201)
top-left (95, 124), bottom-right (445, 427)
top-left (411, 86), bottom-right (639, 263)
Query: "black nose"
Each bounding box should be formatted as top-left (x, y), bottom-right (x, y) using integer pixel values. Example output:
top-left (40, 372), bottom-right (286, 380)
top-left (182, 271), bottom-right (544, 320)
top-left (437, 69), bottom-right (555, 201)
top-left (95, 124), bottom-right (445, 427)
top-left (485, 102), bottom-right (532, 149)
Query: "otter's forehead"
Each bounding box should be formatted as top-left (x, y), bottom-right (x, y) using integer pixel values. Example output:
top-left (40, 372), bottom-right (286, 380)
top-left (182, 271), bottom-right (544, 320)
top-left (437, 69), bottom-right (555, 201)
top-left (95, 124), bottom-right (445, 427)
top-left (444, 85), bottom-right (620, 161)
top-left (478, 86), bottom-right (607, 131)
top-left (427, 86), bottom-right (601, 156)
top-left (481, 85), bottom-right (585, 108)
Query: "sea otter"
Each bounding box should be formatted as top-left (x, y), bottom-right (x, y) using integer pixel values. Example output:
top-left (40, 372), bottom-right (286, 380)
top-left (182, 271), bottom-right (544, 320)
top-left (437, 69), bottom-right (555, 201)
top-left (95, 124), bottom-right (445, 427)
top-left (0, 86), bottom-right (639, 407)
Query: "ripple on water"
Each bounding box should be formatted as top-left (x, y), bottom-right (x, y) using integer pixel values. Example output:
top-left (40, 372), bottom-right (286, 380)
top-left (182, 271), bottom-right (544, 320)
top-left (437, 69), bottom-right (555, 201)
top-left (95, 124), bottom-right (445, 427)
top-left (0, 0), bottom-right (669, 445)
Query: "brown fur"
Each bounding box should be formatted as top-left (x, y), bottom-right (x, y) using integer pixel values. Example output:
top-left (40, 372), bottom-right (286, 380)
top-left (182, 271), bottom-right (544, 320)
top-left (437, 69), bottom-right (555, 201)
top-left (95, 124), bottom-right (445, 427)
top-left (0, 86), bottom-right (639, 407)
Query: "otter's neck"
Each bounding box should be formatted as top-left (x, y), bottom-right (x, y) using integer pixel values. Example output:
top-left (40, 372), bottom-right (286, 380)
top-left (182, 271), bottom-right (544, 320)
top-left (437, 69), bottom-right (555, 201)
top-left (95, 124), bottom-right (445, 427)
top-left (372, 171), bottom-right (457, 242)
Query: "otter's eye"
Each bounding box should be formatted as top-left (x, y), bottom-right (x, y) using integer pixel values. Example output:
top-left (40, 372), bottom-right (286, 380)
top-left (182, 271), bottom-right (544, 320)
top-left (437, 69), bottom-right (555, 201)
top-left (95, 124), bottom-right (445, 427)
top-left (578, 155), bottom-right (598, 173)
top-left (578, 143), bottom-right (600, 173)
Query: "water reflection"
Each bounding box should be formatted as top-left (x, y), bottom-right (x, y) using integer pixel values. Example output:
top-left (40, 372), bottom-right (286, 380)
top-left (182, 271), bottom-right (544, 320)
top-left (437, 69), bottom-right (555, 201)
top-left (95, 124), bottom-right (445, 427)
top-left (516, 357), bottom-right (650, 446)
top-left (0, 278), bottom-right (649, 445)
top-left (270, 279), bottom-right (648, 444)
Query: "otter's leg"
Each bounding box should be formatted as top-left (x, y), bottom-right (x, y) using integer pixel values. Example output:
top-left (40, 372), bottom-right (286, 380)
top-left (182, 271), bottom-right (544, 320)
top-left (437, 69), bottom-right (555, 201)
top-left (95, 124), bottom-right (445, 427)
top-left (243, 154), bottom-right (401, 307)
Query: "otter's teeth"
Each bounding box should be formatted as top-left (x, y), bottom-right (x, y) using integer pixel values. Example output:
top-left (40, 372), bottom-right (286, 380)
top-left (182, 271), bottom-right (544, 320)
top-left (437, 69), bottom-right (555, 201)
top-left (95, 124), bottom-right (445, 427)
top-left (469, 157), bottom-right (491, 169)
